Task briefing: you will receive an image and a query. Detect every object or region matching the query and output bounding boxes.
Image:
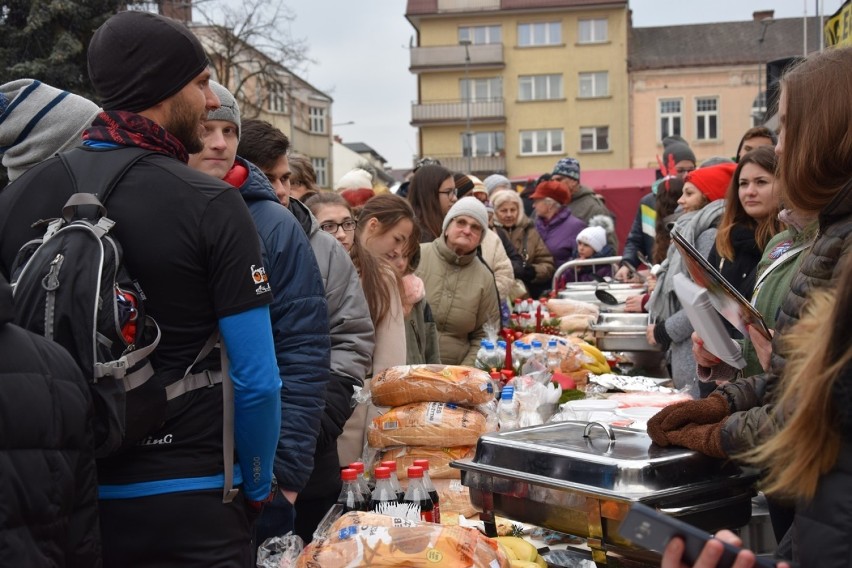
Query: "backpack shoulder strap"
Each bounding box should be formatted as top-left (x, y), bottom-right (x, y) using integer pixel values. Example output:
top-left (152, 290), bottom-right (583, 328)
top-left (58, 146), bottom-right (153, 204)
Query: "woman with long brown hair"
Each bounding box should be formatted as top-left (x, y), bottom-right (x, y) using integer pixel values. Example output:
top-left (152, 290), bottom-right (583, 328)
top-left (407, 164), bottom-right (455, 243)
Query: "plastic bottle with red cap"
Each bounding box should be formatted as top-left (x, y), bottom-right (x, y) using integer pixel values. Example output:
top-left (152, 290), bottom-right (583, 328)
top-left (370, 466), bottom-right (399, 512)
top-left (412, 459), bottom-right (440, 523)
top-left (380, 460), bottom-right (405, 501)
top-left (403, 466), bottom-right (435, 523)
top-left (337, 468), bottom-right (368, 513)
top-left (348, 461), bottom-right (372, 503)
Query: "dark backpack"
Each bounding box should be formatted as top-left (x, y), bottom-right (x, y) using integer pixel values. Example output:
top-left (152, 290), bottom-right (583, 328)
top-left (10, 147), bottom-right (165, 457)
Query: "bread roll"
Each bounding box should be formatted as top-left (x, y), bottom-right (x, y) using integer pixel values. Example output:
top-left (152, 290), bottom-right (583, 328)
top-left (371, 365), bottom-right (495, 407)
top-left (367, 403), bottom-right (486, 449)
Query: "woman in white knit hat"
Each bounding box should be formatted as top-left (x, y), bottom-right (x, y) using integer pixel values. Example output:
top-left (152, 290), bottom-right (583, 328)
top-left (415, 197), bottom-right (501, 366)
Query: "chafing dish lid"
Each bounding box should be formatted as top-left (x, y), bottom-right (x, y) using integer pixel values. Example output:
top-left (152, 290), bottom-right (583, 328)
top-left (463, 421), bottom-right (754, 498)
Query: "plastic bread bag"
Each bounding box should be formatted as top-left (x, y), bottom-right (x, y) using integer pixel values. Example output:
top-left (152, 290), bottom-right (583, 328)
top-left (295, 511), bottom-right (510, 568)
top-left (256, 533), bottom-right (304, 568)
top-left (367, 402), bottom-right (487, 449)
top-left (371, 365), bottom-right (495, 407)
top-left (380, 446), bottom-right (476, 480)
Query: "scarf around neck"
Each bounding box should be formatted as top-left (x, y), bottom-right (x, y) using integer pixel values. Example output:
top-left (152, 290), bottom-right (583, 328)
top-left (83, 110), bottom-right (189, 163)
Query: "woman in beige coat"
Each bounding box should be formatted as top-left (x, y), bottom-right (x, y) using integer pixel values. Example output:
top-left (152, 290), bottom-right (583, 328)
top-left (416, 197), bottom-right (501, 366)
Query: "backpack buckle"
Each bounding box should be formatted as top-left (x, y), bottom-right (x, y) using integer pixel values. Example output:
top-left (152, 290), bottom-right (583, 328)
top-left (94, 357), bottom-right (129, 382)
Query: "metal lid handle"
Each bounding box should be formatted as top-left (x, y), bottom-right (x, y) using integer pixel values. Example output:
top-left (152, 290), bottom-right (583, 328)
top-left (583, 421), bottom-right (616, 442)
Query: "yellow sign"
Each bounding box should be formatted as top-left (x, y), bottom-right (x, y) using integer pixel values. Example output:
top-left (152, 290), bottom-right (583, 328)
top-left (825, 0), bottom-right (852, 47)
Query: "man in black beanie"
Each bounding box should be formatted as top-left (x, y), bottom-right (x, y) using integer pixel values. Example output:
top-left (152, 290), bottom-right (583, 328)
top-left (0, 10), bottom-right (282, 567)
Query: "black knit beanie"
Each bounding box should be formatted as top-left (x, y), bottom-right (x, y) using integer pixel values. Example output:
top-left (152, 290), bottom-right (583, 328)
top-left (88, 11), bottom-right (209, 113)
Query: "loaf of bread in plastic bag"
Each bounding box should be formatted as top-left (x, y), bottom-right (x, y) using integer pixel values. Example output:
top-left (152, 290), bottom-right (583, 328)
top-left (371, 365), bottom-right (494, 407)
top-left (367, 403), bottom-right (486, 449)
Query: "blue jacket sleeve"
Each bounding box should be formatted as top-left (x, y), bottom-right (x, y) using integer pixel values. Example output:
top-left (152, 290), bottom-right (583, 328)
top-left (219, 306), bottom-right (282, 501)
top-left (261, 207), bottom-right (331, 493)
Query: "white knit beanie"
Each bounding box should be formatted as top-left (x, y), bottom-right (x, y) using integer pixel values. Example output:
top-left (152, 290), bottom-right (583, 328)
top-left (335, 168), bottom-right (373, 191)
top-left (484, 174), bottom-right (511, 195)
top-left (0, 79), bottom-right (100, 181)
top-left (442, 196), bottom-right (489, 233)
top-left (576, 226), bottom-right (607, 253)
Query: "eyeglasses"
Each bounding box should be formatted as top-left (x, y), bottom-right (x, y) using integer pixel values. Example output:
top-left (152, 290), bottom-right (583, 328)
top-left (438, 188), bottom-right (458, 199)
top-left (320, 220), bottom-right (357, 234)
top-left (452, 218), bottom-right (483, 234)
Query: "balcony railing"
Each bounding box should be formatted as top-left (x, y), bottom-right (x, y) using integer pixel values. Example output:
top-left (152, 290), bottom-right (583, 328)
top-left (429, 154), bottom-right (506, 175)
top-left (411, 98), bottom-right (505, 125)
top-left (410, 43), bottom-right (503, 72)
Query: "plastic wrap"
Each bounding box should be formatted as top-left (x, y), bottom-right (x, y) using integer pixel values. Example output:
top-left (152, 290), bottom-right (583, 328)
top-left (367, 402), bottom-right (486, 449)
top-left (295, 511), bottom-right (510, 568)
top-left (519, 333), bottom-right (585, 373)
top-left (371, 365), bottom-right (495, 407)
top-left (256, 534), bottom-right (304, 568)
top-left (380, 446), bottom-right (475, 480)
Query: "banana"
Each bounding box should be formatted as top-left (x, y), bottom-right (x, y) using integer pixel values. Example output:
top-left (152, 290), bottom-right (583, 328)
top-left (496, 536), bottom-right (537, 562)
top-left (580, 342), bottom-right (607, 365)
top-left (509, 561), bottom-right (540, 568)
top-left (534, 555), bottom-right (548, 568)
top-left (496, 541), bottom-right (517, 561)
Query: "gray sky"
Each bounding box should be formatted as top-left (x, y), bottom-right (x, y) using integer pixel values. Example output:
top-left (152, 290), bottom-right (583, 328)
top-left (276, 0), bottom-right (840, 170)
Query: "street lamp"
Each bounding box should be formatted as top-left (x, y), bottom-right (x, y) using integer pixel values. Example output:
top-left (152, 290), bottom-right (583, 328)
top-left (459, 39), bottom-right (472, 173)
top-left (755, 17), bottom-right (775, 124)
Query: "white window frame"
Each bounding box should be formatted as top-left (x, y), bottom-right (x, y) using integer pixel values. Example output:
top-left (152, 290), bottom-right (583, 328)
top-left (518, 74), bottom-right (563, 101)
top-left (695, 96), bottom-right (719, 140)
top-left (578, 18), bottom-right (608, 44)
top-left (659, 98), bottom-right (683, 139)
top-left (578, 71), bottom-right (608, 98)
top-left (519, 129), bottom-right (563, 155)
top-left (311, 157), bottom-right (327, 187)
top-left (580, 126), bottom-right (609, 152)
top-left (460, 77), bottom-right (503, 102)
top-left (461, 131), bottom-right (505, 157)
top-left (518, 21), bottom-right (561, 47)
top-left (308, 107), bottom-right (326, 134)
top-left (267, 81), bottom-right (287, 114)
top-left (458, 25), bottom-right (501, 45)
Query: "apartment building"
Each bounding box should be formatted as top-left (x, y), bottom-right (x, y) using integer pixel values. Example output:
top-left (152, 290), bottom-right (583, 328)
top-left (629, 14), bottom-right (822, 168)
top-left (406, 0), bottom-right (631, 177)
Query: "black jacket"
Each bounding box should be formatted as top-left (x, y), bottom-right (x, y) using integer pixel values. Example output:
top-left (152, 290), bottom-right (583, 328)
top-left (0, 274), bottom-right (101, 566)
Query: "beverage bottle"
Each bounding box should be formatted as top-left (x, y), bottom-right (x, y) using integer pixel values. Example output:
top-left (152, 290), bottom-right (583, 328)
top-left (513, 342), bottom-right (527, 375)
top-left (520, 343), bottom-right (534, 373)
top-left (370, 466), bottom-right (399, 512)
top-left (403, 466), bottom-right (436, 523)
top-left (412, 459), bottom-right (441, 523)
top-left (380, 460), bottom-right (406, 502)
top-left (546, 339), bottom-right (560, 373)
top-left (495, 340), bottom-right (507, 370)
top-left (526, 298), bottom-right (535, 315)
top-left (337, 468), bottom-right (368, 512)
top-left (498, 386), bottom-right (519, 431)
top-left (475, 339), bottom-right (492, 371)
top-left (514, 297), bottom-right (523, 314)
top-left (531, 340), bottom-right (544, 366)
top-left (348, 461), bottom-right (373, 503)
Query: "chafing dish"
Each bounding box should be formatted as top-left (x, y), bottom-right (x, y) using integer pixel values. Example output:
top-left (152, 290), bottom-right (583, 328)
top-left (558, 283), bottom-right (646, 312)
top-left (590, 313), bottom-right (660, 352)
top-left (452, 421), bottom-right (758, 566)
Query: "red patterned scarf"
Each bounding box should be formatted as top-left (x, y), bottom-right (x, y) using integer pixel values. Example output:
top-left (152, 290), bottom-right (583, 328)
top-left (83, 110), bottom-right (189, 163)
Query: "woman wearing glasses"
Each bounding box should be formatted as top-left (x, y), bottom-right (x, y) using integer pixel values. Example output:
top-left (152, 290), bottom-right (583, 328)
top-left (417, 197), bottom-right (501, 366)
top-left (407, 164), bottom-right (457, 243)
top-left (305, 192), bottom-right (358, 252)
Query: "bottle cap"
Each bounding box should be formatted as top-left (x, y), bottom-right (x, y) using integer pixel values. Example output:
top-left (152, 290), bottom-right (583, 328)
top-left (490, 371), bottom-right (502, 380)
top-left (497, 340), bottom-right (506, 348)
top-left (548, 339), bottom-right (557, 347)
top-left (341, 468), bottom-right (358, 481)
top-left (413, 459), bottom-right (430, 470)
top-left (532, 340), bottom-right (542, 348)
top-left (501, 386), bottom-right (514, 399)
top-left (374, 466), bottom-right (391, 479)
top-left (348, 461), bottom-right (365, 473)
top-left (380, 460), bottom-right (397, 472)
top-left (501, 369), bottom-right (515, 380)
top-left (407, 466), bottom-right (424, 478)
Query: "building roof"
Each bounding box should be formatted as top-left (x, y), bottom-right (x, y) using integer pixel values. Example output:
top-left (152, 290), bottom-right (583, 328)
top-left (630, 17), bottom-right (823, 71)
top-left (343, 142), bottom-right (388, 164)
top-left (406, 0), bottom-right (625, 17)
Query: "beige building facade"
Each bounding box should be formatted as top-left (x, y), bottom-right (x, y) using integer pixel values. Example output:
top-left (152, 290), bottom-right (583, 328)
top-left (406, 0), bottom-right (631, 177)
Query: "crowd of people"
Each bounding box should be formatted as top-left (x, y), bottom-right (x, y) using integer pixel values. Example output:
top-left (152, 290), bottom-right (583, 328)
top-left (0, 9), bottom-right (849, 568)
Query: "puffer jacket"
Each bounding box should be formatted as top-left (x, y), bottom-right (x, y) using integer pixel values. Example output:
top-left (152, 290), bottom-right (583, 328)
top-left (235, 157), bottom-right (331, 494)
top-left (417, 236), bottom-right (501, 366)
top-left (286, 198), bottom-right (375, 499)
top-left (479, 228), bottom-right (514, 301)
top-left (401, 274), bottom-right (440, 365)
top-left (718, 179), bottom-right (852, 454)
top-left (536, 206), bottom-right (588, 269)
top-left (0, 273), bottom-right (101, 567)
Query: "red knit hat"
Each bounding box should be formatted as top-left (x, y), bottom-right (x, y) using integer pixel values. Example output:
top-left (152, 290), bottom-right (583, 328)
top-left (684, 162), bottom-right (737, 202)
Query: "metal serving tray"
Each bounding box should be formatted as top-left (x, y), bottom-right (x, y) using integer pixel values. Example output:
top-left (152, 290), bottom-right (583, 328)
top-left (558, 283), bottom-right (646, 311)
top-left (452, 421), bottom-right (758, 565)
top-left (590, 314), bottom-right (660, 352)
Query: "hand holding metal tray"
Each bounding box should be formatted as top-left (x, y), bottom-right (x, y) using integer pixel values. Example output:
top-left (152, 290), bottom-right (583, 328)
top-left (670, 229), bottom-right (772, 341)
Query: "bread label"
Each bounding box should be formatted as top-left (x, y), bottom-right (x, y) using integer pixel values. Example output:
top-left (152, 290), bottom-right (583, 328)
top-left (380, 420), bottom-right (399, 431)
top-left (425, 402), bottom-right (445, 425)
top-left (426, 549), bottom-right (443, 562)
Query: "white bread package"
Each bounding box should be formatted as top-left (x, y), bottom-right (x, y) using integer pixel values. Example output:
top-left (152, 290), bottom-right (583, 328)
top-left (381, 446), bottom-right (475, 480)
top-left (296, 511), bottom-right (509, 568)
top-left (367, 403), bottom-right (486, 449)
top-left (371, 364), bottom-right (494, 407)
